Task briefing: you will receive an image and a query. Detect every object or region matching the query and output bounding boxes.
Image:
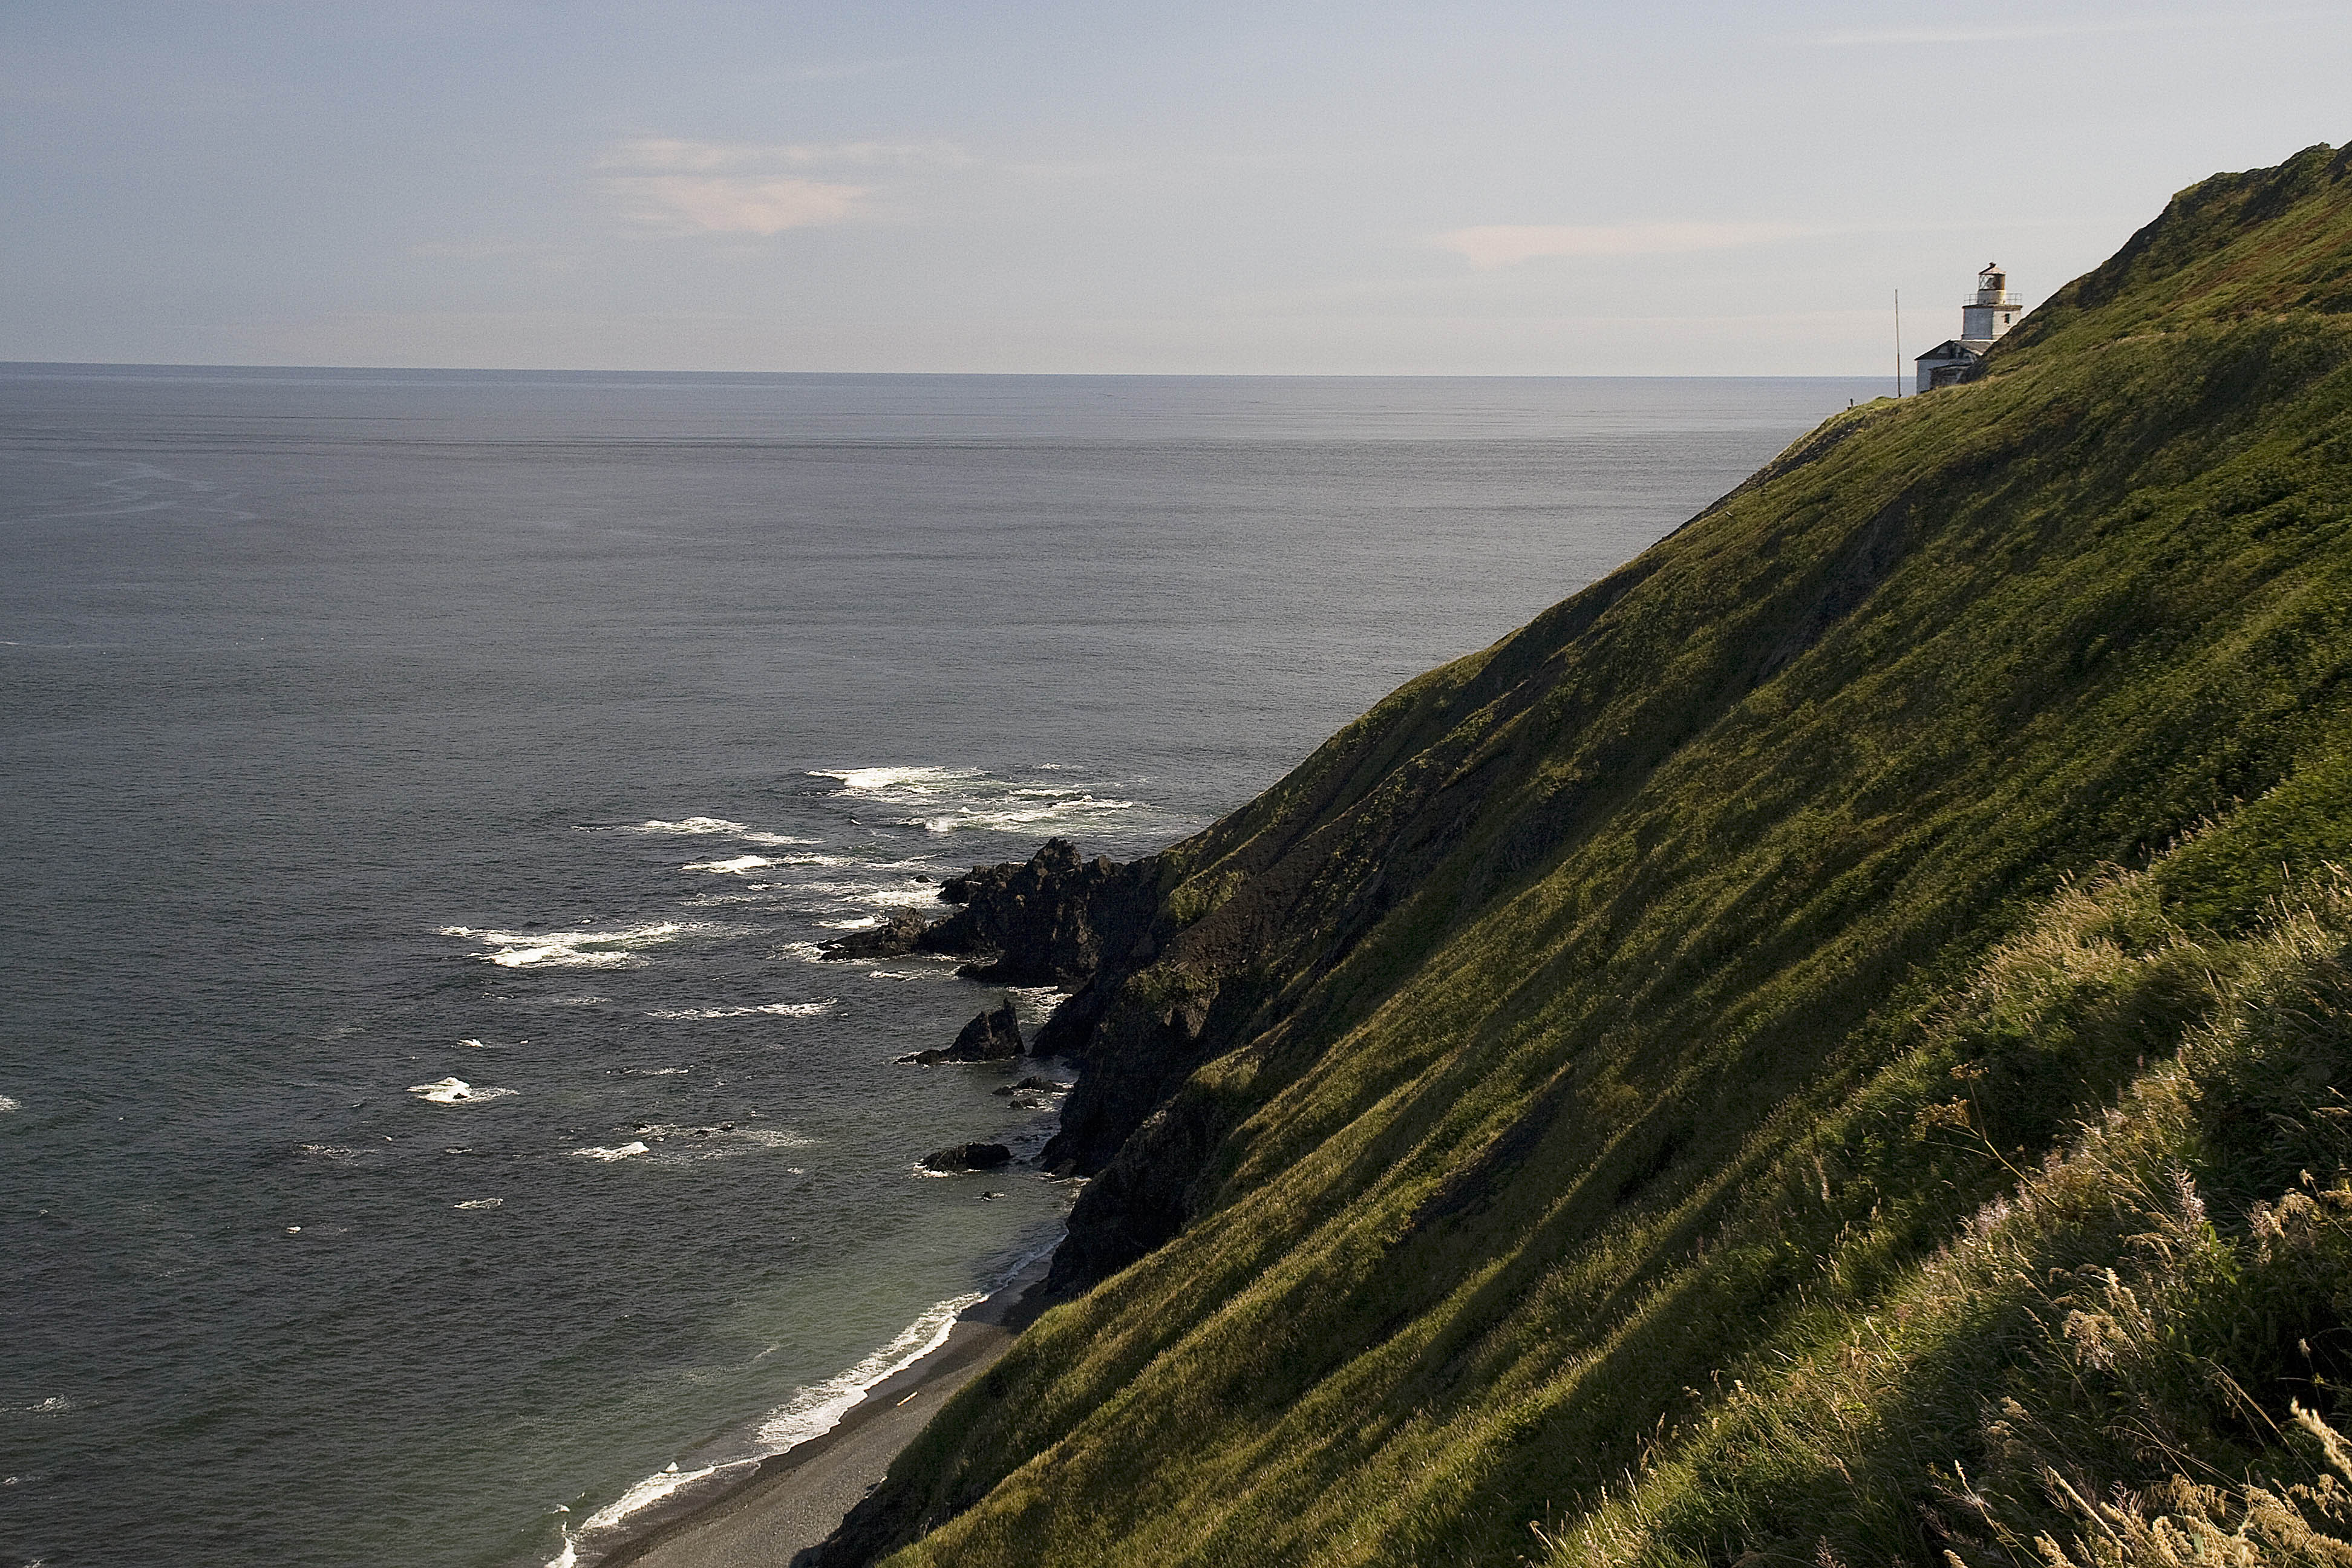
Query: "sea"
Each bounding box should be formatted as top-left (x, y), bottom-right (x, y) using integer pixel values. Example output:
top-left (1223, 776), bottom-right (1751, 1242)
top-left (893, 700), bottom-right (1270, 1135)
top-left (0, 366), bottom-right (1880, 1568)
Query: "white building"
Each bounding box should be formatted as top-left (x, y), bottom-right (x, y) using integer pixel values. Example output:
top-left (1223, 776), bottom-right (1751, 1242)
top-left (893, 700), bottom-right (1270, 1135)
top-left (1915, 264), bottom-right (2023, 392)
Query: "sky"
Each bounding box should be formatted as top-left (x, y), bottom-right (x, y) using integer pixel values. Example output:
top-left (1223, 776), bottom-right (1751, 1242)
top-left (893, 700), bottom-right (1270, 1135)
top-left (3, 2), bottom-right (2347, 375)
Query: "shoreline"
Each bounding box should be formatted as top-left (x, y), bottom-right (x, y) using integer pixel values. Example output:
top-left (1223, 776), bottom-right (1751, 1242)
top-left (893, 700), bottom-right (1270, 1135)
top-left (589, 1247), bottom-right (1056, 1568)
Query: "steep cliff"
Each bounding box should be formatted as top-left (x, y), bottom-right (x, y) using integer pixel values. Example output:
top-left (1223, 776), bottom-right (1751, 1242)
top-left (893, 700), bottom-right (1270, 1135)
top-left (831, 144), bottom-right (2352, 1567)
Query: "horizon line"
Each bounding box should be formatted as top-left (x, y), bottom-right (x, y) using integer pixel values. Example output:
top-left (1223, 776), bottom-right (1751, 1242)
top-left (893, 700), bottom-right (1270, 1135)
top-left (0, 359), bottom-right (1895, 381)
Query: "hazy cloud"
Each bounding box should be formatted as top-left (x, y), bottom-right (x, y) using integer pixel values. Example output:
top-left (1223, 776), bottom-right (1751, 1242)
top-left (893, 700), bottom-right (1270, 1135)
top-left (1816, 16), bottom-right (2209, 45)
top-left (1436, 222), bottom-right (1809, 269)
top-left (408, 239), bottom-right (541, 258)
top-left (604, 174), bottom-right (868, 234)
top-left (599, 138), bottom-right (967, 173)
top-left (595, 139), bottom-right (967, 235)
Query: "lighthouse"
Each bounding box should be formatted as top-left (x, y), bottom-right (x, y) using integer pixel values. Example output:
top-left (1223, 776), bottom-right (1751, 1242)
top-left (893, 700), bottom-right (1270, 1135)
top-left (1915, 263), bottom-right (2023, 392)
top-left (1961, 264), bottom-right (2021, 340)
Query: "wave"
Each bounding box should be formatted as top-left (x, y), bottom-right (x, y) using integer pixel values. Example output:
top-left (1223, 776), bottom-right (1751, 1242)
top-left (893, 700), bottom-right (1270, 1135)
top-left (730, 1128), bottom-right (811, 1151)
top-left (1004, 984), bottom-right (1071, 1016)
top-left (814, 765), bottom-right (976, 793)
top-left (787, 879), bottom-right (947, 909)
top-left (569, 1142), bottom-right (650, 1162)
top-left (441, 920), bottom-right (702, 969)
top-left (740, 831), bottom-right (821, 847)
top-left (407, 1077), bottom-right (518, 1106)
top-left (618, 817), bottom-right (745, 835)
top-left (555, 1263), bottom-right (1033, 1560)
top-left (25, 1396), bottom-right (72, 1415)
top-left (578, 1459), bottom-right (737, 1535)
top-left (642, 999), bottom-right (837, 1021)
top-left (454, 1197), bottom-right (503, 1210)
top-left (0, 1094), bottom-right (18, 1112)
top-left (907, 795), bottom-right (1137, 834)
top-left (617, 1123), bottom-right (814, 1160)
top-left (753, 1290), bottom-right (984, 1452)
top-left (682, 854), bottom-right (774, 875)
top-left (295, 1143), bottom-right (367, 1161)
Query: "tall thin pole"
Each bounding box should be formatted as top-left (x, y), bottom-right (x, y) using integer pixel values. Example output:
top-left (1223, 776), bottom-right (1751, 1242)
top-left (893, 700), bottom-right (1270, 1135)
top-left (1894, 288), bottom-right (1903, 397)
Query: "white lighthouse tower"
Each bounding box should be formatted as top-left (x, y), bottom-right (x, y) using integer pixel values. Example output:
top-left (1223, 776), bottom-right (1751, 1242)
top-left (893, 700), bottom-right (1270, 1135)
top-left (1961, 264), bottom-right (2021, 339)
top-left (1916, 263), bottom-right (2024, 391)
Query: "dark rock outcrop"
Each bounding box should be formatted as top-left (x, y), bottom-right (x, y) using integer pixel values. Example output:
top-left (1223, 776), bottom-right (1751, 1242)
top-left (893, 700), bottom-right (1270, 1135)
top-left (815, 838), bottom-right (1159, 990)
top-left (991, 1075), bottom-right (1068, 1096)
top-left (920, 1142), bottom-right (1011, 1173)
top-left (897, 999), bottom-right (1024, 1066)
top-left (921, 838), bottom-right (1158, 984)
top-left (816, 909), bottom-right (929, 961)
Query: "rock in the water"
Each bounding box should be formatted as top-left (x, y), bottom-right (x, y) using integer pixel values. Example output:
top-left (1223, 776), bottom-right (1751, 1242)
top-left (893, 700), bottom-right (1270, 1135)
top-left (921, 1142), bottom-right (1011, 1173)
top-left (897, 998), bottom-right (1024, 1065)
top-left (818, 909), bottom-right (932, 961)
top-left (889, 1001), bottom-right (1021, 1072)
top-left (953, 999), bottom-right (1025, 1059)
top-left (919, 838), bottom-right (1155, 985)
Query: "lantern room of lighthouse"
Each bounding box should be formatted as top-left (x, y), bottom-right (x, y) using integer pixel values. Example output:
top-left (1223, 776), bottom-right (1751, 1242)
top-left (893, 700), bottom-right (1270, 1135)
top-left (1961, 264), bottom-right (2021, 340)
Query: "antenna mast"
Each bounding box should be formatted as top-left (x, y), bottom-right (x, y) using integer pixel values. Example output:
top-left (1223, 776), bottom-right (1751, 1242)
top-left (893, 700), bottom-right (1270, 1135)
top-left (1894, 288), bottom-right (1903, 398)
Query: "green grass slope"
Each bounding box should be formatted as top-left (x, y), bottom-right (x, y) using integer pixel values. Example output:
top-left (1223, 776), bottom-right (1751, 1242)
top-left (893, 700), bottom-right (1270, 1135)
top-left (855, 144), bottom-right (2352, 1566)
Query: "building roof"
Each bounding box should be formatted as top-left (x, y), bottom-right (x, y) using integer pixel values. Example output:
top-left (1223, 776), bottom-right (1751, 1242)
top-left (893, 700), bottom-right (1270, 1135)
top-left (1916, 338), bottom-right (1996, 362)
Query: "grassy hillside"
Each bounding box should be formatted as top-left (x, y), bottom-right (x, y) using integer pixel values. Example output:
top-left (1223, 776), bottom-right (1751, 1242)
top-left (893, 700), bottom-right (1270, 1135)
top-left (843, 143), bottom-right (2352, 1567)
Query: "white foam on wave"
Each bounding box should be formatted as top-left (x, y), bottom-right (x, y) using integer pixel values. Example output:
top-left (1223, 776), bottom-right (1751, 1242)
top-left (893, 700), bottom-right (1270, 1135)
top-left (644, 999), bottom-right (837, 1021)
top-left (441, 920), bottom-right (701, 969)
top-left (550, 1279), bottom-right (996, 1558)
top-left (682, 854), bottom-right (774, 875)
top-left (753, 1290), bottom-right (984, 1452)
top-left (578, 1459), bottom-right (736, 1535)
top-left (619, 817), bottom-right (745, 835)
top-left (454, 1197), bottom-right (503, 1210)
top-left (1005, 984), bottom-right (1071, 1018)
top-left (818, 915), bottom-right (880, 930)
top-left (730, 1127), bottom-right (812, 1151)
top-left (0, 1095), bottom-right (18, 1113)
top-left (908, 795), bottom-right (1137, 834)
top-left (26, 1397), bottom-right (72, 1414)
top-left (815, 765), bottom-right (974, 793)
top-left (295, 1143), bottom-right (366, 1161)
top-left (612, 1123), bottom-right (814, 1161)
top-left (740, 831), bottom-right (820, 847)
top-left (570, 1141), bottom-right (650, 1162)
top-left (408, 1077), bottom-right (518, 1106)
top-left (784, 878), bottom-right (947, 910)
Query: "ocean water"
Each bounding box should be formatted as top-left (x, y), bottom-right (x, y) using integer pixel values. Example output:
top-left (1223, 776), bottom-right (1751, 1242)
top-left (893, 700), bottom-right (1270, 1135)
top-left (0, 366), bottom-right (1880, 1567)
